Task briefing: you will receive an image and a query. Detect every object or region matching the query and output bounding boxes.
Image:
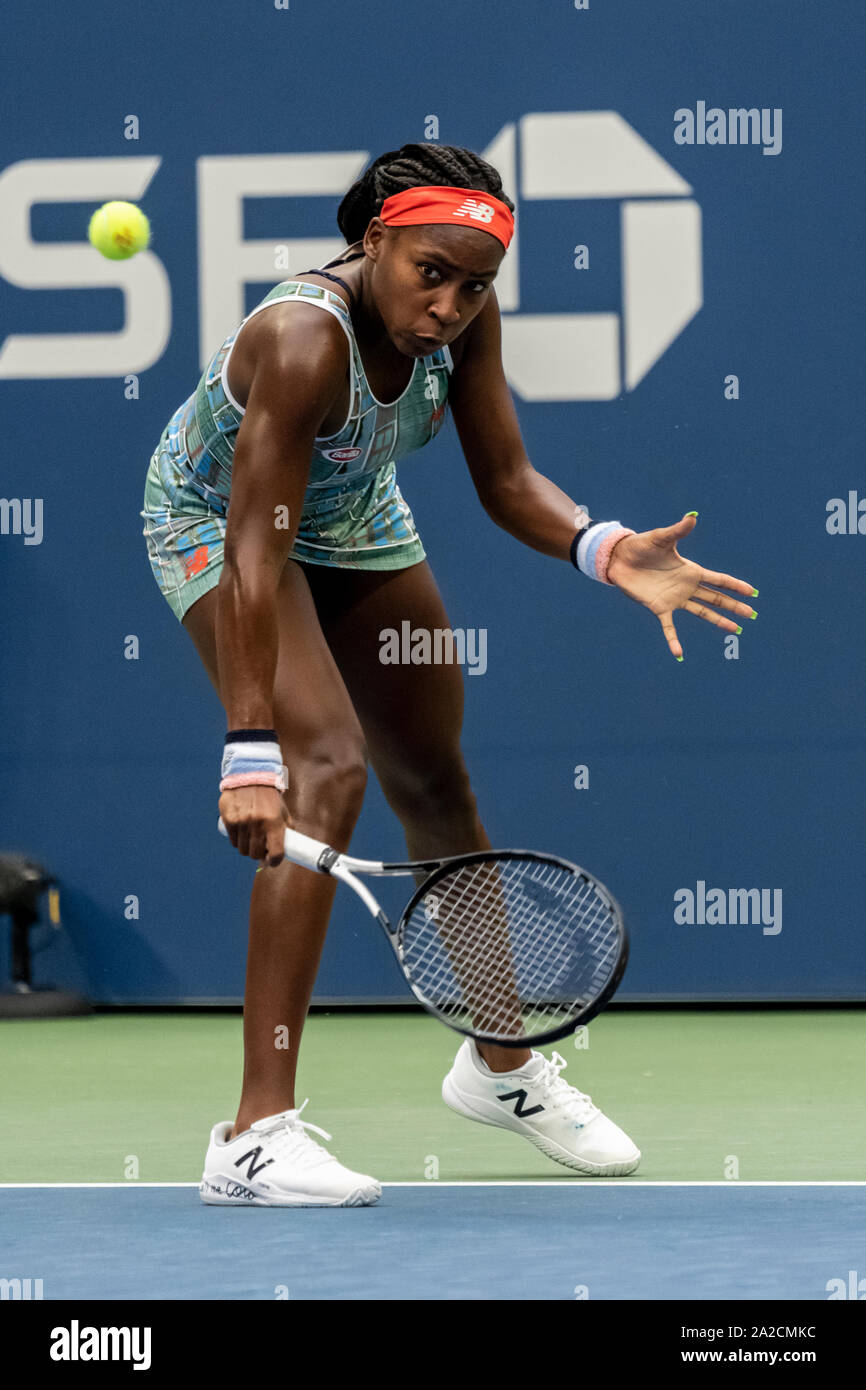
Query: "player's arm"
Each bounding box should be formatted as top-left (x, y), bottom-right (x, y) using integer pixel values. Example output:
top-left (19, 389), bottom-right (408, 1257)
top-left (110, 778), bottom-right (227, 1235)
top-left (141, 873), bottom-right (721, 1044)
top-left (449, 289), bottom-right (756, 660)
top-left (216, 307), bottom-right (346, 732)
top-left (447, 288), bottom-right (581, 561)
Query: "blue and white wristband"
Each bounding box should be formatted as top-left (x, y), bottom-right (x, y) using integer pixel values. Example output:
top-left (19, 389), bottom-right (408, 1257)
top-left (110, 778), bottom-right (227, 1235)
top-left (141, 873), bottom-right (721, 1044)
top-left (220, 728), bottom-right (288, 793)
top-left (570, 515), bottom-right (635, 585)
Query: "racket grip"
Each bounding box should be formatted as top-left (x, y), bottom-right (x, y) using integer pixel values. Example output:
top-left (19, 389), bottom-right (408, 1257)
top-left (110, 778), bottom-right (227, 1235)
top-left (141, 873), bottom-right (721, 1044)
top-left (282, 825), bottom-right (334, 871)
top-left (217, 817), bottom-right (334, 873)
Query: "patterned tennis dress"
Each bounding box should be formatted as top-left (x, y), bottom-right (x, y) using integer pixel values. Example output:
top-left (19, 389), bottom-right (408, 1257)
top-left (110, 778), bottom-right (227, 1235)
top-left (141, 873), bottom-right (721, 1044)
top-left (141, 266), bottom-right (453, 621)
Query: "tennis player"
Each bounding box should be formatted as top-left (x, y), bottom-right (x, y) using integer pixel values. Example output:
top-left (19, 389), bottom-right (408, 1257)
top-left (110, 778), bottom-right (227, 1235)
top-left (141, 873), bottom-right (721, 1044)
top-left (142, 143), bottom-right (756, 1207)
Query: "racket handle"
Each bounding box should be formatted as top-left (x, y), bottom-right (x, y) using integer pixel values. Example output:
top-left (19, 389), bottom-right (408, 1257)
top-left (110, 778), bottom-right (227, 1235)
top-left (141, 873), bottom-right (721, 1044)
top-left (217, 817), bottom-right (334, 873)
top-left (282, 825), bottom-right (334, 871)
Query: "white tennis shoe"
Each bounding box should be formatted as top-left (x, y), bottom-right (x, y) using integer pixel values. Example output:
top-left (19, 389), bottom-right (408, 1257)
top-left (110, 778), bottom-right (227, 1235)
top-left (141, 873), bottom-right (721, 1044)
top-left (442, 1040), bottom-right (641, 1176)
top-left (199, 1100), bottom-right (382, 1207)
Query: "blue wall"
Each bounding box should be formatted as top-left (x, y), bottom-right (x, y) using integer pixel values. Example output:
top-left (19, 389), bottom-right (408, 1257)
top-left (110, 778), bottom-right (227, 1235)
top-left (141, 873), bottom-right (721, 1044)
top-left (1, 0), bottom-right (863, 1001)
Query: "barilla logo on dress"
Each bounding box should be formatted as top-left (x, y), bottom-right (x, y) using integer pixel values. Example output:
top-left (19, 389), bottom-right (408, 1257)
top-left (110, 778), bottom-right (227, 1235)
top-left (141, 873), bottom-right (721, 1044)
top-left (452, 198), bottom-right (495, 224)
top-left (320, 447), bottom-right (363, 464)
top-left (183, 544), bottom-right (209, 578)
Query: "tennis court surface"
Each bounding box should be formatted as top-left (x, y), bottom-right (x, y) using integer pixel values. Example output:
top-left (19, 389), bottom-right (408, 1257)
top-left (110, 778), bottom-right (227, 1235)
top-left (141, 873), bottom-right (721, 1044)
top-left (2, 1009), bottom-right (863, 1300)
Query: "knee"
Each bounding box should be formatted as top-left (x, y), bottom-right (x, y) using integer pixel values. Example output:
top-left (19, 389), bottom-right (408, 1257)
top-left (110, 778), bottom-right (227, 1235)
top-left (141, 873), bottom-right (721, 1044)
top-left (289, 742), bottom-right (368, 844)
top-left (384, 756), bottom-right (477, 824)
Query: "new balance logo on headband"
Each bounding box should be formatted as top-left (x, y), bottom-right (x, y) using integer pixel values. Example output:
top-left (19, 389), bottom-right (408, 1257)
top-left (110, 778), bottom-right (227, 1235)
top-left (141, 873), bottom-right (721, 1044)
top-left (378, 185), bottom-right (514, 249)
top-left (452, 197), bottom-right (495, 224)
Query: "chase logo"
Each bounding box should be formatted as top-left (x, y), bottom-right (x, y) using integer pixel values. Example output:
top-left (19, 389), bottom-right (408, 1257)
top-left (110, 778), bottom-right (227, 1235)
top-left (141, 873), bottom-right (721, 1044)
top-left (0, 113), bottom-right (701, 401)
top-left (481, 112), bottom-right (702, 401)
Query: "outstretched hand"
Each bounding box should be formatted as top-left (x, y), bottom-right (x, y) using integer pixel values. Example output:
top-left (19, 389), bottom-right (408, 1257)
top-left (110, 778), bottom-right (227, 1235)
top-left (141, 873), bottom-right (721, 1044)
top-left (605, 513), bottom-right (757, 660)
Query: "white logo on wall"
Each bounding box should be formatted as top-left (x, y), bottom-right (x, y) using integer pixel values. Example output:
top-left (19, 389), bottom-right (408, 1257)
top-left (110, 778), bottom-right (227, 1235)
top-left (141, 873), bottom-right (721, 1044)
top-left (0, 114), bottom-right (701, 398)
top-left (0, 156), bottom-right (170, 378)
top-left (482, 113), bottom-right (702, 401)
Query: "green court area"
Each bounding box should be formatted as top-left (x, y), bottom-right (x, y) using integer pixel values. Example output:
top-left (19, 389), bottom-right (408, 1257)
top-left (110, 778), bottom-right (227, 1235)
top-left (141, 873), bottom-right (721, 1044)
top-left (1, 1009), bottom-right (863, 1184)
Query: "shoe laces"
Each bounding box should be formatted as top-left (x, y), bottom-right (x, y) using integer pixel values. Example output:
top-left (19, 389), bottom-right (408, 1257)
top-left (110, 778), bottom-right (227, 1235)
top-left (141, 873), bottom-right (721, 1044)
top-left (249, 1099), bottom-right (335, 1169)
top-left (532, 1051), bottom-right (599, 1123)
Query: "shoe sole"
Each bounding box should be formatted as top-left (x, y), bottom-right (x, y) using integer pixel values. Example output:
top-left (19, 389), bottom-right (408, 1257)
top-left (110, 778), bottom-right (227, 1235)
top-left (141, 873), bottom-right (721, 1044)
top-left (199, 1174), bottom-right (381, 1208)
top-left (442, 1072), bottom-right (641, 1177)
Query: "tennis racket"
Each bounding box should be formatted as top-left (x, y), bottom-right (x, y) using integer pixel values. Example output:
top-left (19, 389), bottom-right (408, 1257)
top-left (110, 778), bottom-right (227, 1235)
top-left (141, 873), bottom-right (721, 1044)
top-left (217, 818), bottom-right (628, 1047)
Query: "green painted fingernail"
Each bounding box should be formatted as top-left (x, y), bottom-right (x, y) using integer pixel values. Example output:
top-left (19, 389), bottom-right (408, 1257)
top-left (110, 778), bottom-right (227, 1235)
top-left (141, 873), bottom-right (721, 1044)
top-left (676, 656), bottom-right (684, 662)
top-left (751, 588), bottom-right (759, 597)
top-left (686, 511), bottom-right (699, 517)
top-left (735, 626), bottom-right (743, 635)
top-left (750, 611), bottom-right (757, 620)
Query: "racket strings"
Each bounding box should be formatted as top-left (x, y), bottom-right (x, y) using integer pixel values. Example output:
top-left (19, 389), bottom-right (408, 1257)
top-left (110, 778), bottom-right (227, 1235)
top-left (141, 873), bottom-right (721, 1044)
top-left (400, 856), bottom-right (621, 1041)
top-left (406, 862), bottom-right (559, 1029)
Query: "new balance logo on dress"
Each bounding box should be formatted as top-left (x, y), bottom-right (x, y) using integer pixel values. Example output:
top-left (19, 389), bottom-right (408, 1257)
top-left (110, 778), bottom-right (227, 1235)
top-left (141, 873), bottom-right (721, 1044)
top-left (496, 1088), bottom-right (545, 1118)
top-left (182, 544), bottom-right (209, 578)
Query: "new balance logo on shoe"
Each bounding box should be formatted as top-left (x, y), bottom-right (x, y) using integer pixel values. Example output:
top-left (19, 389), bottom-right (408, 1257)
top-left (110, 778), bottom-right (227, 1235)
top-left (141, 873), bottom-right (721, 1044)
top-left (497, 1088), bottom-right (545, 1118)
top-left (235, 1146), bottom-right (275, 1181)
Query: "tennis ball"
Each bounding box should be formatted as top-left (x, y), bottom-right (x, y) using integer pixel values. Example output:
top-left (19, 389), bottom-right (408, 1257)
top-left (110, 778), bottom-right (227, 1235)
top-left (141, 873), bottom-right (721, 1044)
top-left (88, 201), bottom-right (150, 260)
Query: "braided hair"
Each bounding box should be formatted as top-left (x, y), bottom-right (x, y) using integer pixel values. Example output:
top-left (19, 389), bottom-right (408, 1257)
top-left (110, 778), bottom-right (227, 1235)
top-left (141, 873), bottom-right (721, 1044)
top-left (337, 143), bottom-right (514, 245)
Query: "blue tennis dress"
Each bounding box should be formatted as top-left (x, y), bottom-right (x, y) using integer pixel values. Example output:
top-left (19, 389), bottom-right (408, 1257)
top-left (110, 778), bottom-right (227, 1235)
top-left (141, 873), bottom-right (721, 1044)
top-left (141, 275), bottom-right (454, 622)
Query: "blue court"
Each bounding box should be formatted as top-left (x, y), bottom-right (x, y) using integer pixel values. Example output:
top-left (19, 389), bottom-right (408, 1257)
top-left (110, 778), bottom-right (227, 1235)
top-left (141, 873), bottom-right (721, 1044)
top-left (2, 1185), bottom-right (861, 1301)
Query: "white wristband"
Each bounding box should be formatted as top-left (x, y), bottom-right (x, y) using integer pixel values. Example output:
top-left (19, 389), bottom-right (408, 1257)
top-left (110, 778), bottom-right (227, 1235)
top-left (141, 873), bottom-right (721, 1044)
top-left (220, 737), bottom-right (288, 793)
top-left (576, 521), bottom-right (635, 584)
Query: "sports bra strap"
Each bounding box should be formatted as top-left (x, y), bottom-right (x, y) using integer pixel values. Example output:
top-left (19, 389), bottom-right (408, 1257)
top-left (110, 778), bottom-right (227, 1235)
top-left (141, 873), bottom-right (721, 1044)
top-left (297, 251), bottom-right (364, 315)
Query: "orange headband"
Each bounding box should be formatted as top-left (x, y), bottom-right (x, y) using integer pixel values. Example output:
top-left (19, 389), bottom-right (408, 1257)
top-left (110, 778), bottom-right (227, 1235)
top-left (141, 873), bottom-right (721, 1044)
top-left (378, 185), bottom-right (515, 250)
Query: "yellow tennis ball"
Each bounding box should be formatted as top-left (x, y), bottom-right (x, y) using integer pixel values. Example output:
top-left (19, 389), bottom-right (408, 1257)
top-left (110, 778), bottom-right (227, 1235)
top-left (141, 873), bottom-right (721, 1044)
top-left (88, 201), bottom-right (151, 260)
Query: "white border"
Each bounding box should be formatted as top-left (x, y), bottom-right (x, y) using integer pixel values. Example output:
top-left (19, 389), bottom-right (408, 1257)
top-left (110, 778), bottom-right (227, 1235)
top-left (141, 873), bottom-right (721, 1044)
top-left (1, 1181), bottom-right (863, 1190)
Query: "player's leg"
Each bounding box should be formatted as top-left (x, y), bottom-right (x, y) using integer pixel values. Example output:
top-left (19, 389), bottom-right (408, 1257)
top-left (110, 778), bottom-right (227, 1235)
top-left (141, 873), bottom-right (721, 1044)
top-left (301, 560), bottom-right (483, 853)
top-left (303, 558), bottom-right (640, 1175)
top-left (182, 559), bottom-right (369, 1134)
top-left (301, 557), bottom-right (529, 1073)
